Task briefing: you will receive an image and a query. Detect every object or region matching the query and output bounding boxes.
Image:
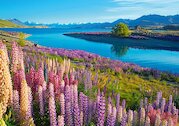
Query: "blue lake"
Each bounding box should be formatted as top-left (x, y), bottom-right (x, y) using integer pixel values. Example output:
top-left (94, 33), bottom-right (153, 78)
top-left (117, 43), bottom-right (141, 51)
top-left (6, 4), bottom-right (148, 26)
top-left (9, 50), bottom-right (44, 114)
top-left (1, 28), bottom-right (179, 73)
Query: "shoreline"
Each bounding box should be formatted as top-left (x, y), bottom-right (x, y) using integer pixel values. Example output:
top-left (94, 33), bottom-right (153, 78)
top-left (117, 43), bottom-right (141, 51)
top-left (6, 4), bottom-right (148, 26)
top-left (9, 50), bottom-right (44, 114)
top-left (64, 32), bottom-right (179, 52)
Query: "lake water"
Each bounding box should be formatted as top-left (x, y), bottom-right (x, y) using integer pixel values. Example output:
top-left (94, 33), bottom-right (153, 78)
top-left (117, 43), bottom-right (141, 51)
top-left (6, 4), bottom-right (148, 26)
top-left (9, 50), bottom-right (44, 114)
top-left (1, 28), bottom-right (179, 73)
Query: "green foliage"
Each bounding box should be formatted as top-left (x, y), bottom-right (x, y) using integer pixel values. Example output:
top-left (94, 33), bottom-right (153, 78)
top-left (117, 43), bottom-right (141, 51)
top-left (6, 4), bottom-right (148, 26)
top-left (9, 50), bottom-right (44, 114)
top-left (174, 95), bottom-right (179, 109)
top-left (3, 108), bottom-right (16, 126)
top-left (18, 32), bottom-right (26, 47)
top-left (112, 23), bottom-right (131, 37)
top-left (33, 101), bottom-right (50, 126)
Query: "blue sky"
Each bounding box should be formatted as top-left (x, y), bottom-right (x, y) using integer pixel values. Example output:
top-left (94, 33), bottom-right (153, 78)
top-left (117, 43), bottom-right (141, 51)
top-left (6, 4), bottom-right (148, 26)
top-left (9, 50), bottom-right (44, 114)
top-left (0, 0), bottom-right (178, 24)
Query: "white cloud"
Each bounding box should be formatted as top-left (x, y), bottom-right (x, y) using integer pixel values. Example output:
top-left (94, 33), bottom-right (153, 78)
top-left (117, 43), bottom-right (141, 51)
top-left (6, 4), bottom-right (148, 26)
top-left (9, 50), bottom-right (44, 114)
top-left (106, 0), bottom-right (179, 19)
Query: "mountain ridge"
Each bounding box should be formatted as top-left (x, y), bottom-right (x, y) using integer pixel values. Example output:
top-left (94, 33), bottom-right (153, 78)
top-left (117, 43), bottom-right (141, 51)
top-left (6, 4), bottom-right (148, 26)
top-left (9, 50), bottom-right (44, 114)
top-left (1, 14), bottom-right (179, 28)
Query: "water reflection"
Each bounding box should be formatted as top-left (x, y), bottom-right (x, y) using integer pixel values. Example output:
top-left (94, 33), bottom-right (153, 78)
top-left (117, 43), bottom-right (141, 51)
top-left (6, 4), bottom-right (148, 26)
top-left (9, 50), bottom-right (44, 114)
top-left (111, 43), bottom-right (129, 57)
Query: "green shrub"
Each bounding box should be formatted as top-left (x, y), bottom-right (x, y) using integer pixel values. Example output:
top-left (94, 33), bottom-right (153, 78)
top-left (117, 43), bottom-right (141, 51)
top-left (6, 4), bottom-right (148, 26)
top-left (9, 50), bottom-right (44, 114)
top-left (112, 23), bottom-right (131, 37)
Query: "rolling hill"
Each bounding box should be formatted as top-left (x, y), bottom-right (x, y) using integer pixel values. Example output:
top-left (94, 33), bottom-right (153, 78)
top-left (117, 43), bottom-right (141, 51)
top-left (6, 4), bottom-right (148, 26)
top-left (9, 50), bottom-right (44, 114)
top-left (0, 19), bottom-right (23, 28)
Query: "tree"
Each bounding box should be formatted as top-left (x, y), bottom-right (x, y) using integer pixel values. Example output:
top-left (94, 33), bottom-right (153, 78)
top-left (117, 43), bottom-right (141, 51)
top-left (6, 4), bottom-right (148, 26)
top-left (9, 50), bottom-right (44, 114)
top-left (112, 23), bottom-right (131, 37)
top-left (18, 32), bottom-right (26, 47)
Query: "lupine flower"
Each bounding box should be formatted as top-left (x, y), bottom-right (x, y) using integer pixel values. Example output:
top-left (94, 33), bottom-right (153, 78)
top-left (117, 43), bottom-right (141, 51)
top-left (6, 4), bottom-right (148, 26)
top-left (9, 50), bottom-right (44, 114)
top-left (107, 103), bottom-right (112, 126)
top-left (133, 111), bottom-right (139, 126)
top-left (80, 111), bottom-right (83, 125)
top-left (167, 118), bottom-right (174, 126)
top-left (154, 114), bottom-right (161, 126)
top-left (120, 113), bottom-right (127, 126)
top-left (38, 85), bottom-right (44, 115)
top-left (83, 94), bottom-right (89, 124)
top-left (167, 95), bottom-right (172, 113)
top-left (37, 67), bottom-right (45, 86)
top-left (160, 120), bottom-right (168, 126)
top-left (144, 116), bottom-right (150, 126)
top-left (160, 98), bottom-right (166, 114)
top-left (140, 108), bottom-right (146, 126)
top-left (0, 49), bottom-right (11, 119)
top-left (60, 93), bottom-right (65, 115)
top-left (117, 106), bottom-right (123, 124)
top-left (127, 110), bottom-right (133, 126)
top-left (49, 96), bottom-right (57, 126)
top-left (111, 106), bottom-right (117, 126)
top-left (11, 42), bottom-right (19, 73)
top-left (27, 86), bottom-right (33, 118)
top-left (97, 93), bottom-right (106, 126)
top-left (20, 80), bottom-right (31, 125)
top-left (58, 115), bottom-right (64, 126)
top-left (13, 90), bottom-right (20, 119)
top-left (73, 101), bottom-right (81, 126)
top-left (122, 99), bottom-right (126, 108)
top-left (65, 101), bottom-right (72, 126)
top-left (49, 83), bottom-right (55, 98)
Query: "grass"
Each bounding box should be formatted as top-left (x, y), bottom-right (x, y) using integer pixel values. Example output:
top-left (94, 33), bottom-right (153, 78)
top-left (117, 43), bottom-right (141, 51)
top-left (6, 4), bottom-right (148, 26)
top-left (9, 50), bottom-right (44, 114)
top-left (0, 19), bottom-right (23, 28)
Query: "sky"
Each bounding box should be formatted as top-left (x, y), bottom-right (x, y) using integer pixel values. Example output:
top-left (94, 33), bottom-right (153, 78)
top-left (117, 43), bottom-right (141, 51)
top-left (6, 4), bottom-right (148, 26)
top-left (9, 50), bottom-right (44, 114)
top-left (0, 0), bottom-right (179, 24)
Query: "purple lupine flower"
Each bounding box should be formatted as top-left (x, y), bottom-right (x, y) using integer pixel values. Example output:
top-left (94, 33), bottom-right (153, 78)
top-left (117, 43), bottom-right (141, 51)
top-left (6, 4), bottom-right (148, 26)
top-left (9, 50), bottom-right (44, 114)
top-left (111, 106), bottom-right (117, 126)
top-left (38, 85), bottom-right (44, 115)
top-left (167, 95), bottom-right (172, 113)
top-left (64, 85), bottom-right (72, 126)
top-left (65, 101), bottom-right (72, 126)
top-left (108, 97), bottom-right (112, 104)
top-left (82, 94), bottom-right (89, 124)
top-left (127, 110), bottom-right (133, 126)
top-left (80, 111), bottom-right (83, 125)
top-left (120, 113), bottom-right (127, 126)
top-left (133, 111), bottom-right (139, 126)
top-left (117, 106), bottom-right (123, 124)
top-left (140, 99), bottom-right (144, 109)
top-left (58, 115), bottom-right (64, 126)
top-left (88, 100), bottom-right (93, 123)
top-left (154, 114), bottom-right (161, 126)
top-left (122, 99), bottom-right (126, 108)
top-left (49, 96), bottom-right (57, 126)
top-left (60, 93), bottom-right (65, 115)
top-left (79, 92), bottom-right (84, 112)
top-left (160, 98), bottom-right (166, 114)
top-left (97, 92), bottom-right (106, 126)
top-left (107, 103), bottom-right (112, 126)
top-left (156, 92), bottom-right (162, 109)
top-left (139, 108), bottom-right (145, 126)
top-left (144, 97), bottom-right (148, 110)
top-left (73, 101), bottom-right (81, 126)
top-left (144, 116), bottom-right (150, 126)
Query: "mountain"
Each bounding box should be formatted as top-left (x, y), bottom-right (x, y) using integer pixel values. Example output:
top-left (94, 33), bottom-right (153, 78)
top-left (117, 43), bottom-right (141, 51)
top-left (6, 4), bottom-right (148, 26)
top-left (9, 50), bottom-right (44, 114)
top-left (0, 19), bottom-right (23, 28)
top-left (47, 14), bottom-right (179, 28)
top-left (8, 18), bottom-right (27, 26)
top-left (2, 14), bottom-right (179, 28)
top-left (128, 14), bottom-right (179, 26)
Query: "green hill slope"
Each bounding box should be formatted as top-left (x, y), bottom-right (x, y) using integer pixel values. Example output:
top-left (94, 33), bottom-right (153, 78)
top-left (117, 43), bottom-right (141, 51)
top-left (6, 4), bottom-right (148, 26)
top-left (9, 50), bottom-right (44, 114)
top-left (0, 19), bottom-right (23, 28)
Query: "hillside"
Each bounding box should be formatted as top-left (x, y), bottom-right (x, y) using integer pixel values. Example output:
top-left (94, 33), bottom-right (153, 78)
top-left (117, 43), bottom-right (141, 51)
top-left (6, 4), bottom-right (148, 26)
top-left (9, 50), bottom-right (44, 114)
top-left (8, 18), bottom-right (27, 26)
top-left (0, 19), bottom-right (23, 28)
